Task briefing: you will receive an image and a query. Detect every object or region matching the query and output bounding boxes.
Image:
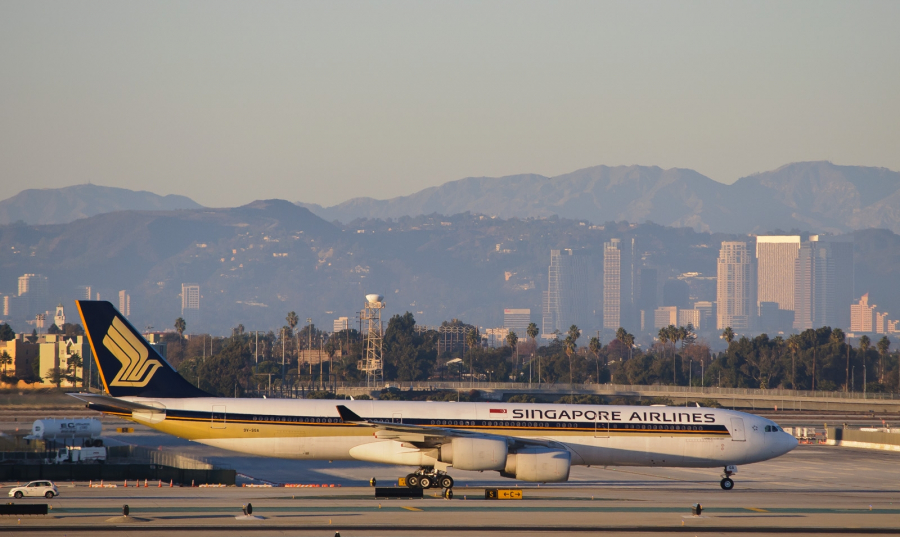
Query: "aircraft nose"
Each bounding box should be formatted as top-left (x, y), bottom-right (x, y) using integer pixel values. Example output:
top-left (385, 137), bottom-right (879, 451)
top-left (783, 432), bottom-right (799, 453)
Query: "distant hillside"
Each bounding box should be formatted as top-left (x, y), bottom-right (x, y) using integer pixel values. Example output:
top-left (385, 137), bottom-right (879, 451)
top-left (300, 162), bottom-right (900, 234)
top-left (0, 184), bottom-right (203, 225)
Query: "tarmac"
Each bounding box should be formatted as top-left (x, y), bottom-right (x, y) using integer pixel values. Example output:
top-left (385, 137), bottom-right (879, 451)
top-left (3, 443), bottom-right (900, 535)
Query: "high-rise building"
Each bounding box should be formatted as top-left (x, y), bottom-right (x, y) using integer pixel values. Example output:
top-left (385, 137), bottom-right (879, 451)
top-left (662, 279), bottom-right (690, 310)
top-left (793, 235), bottom-right (854, 330)
top-left (693, 301), bottom-right (715, 331)
top-left (503, 309), bottom-right (531, 338)
top-left (17, 273), bottom-right (49, 317)
top-left (542, 249), bottom-right (595, 337)
top-left (75, 285), bottom-right (92, 300)
top-left (118, 291), bottom-right (131, 316)
top-left (756, 236), bottom-right (801, 313)
top-left (181, 283), bottom-right (200, 325)
top-left (678, 308), bottom-right (701, 330)
top-left (654, 306), bottom-right (677, 329)
top-left (850, 293), bottom-right (876, 333)
top-left (636, 268), bottom-right (658, 324)
top-left (603, 239), bottom-right (635, 331)
top-left (333, 317), bottom-right (349, 333)
top-left (717, 242), bottom-right (756, 330)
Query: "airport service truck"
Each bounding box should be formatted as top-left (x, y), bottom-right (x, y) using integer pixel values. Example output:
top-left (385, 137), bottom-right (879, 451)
top-left (52, 446), bottom-right (107, 464)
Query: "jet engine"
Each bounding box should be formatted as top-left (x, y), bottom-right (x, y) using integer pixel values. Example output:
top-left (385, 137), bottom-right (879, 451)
top-left (502, 448), bottom-right (571, 482)
top-left (439, 437), bottom-right (508, 471)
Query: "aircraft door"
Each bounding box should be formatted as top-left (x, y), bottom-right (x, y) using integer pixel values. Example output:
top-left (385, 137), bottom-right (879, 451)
top-left (211, 405), bottom-right (226, 429)
top-left (594, 420), bottom-right (609, 438)
top-left (730, 418), bottom-right (745, 441)
top-left (392, 413), bottom-right (402, 424)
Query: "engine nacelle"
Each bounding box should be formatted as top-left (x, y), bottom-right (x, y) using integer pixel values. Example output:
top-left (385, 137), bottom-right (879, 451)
top-left (440, 437), bottom-right (508, 471)
top-left (503, 448), bottom-right (571, 482)
top-left (349, 441), bottom-right (439, 466)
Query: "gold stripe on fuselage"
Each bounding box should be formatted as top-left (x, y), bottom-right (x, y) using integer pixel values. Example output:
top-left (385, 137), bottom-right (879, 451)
top-left (108, 412), bottom-right (729, 442)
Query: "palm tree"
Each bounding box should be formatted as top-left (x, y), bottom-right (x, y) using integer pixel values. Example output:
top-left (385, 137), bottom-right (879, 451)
top-left (286, 311), bottom-right (299, 334)
top-left (830, 328), bottom-right (847, 391)
top-left (859, 335), bottom-right (871, 390)
top-left (526, 323), bottom-right (539, 344)
top-left (564, 325), bottom-right (580, 385)
top-left (787, 334), bottom-right (800, 390)
top-left (615, 327), bottom-right (627, 344)
top-left (877, 336), bottom-right (890, 383)
top-left (667, 325), bottom-right (680, 384)
top-left (589, 336), bottom-right (602, 383)
top-left (506, 331), bottom-right (519, 375)
top-left (721, 326), bottom-right (735, 344)
top-left (466, 328), bottom-right (480, 380)
top-left (0, 351), bottom-right (12, 376)
top-left (175, 317), bottom-right (186, 337)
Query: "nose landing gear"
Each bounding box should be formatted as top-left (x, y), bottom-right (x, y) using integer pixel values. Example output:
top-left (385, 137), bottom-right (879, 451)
top-left (720, 465), bottom-right (737, 490)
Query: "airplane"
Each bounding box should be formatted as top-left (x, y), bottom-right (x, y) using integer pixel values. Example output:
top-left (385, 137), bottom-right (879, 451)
top-left (71, 300), bottom-right (798, 493)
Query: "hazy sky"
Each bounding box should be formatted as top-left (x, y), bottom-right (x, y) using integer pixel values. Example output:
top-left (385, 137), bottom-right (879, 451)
top-left (1, 1), bottom-right (898, 208)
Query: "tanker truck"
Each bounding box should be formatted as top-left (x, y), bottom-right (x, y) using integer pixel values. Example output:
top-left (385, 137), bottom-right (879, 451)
top-left (27, 418), bottom-right (104, 447)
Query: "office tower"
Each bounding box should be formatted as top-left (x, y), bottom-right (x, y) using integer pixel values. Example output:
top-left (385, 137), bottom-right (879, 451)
top-left (503, 309), bottom-right (531, 337)
top-left (18, 274), bottom-right (49, 317)
top-left (603, 239), bottom-right (635, 331)
top-left (756, 236), bottom-right (801, 314)
top-left (662, 279), bottom-right (690, 310)
top-left (118, 290), bottom-right (131, 316)
top-left (654, 306), bottom-right (677, 329)
top-left (1, 295), bottom-right (10, 317)
top-left (180, 283), bottom-right (201, 326)
top-left (333, 317), bottom-right (349, 333)
top-left (678, 309), bottom-right (701, 330)
top-left (717, 242), bottom-right (756, 330)
top-left (793, 235), bottom-right (854, 330)
top-left (75, 285), bottom-right (92, 300)
top-left (694, 301), bottom-right (715, 330)
top-left (542, 249), bottom-right (595, 337)
top-left (850, 293), bottom-right (876, 333)
top-left (636, 268), bottom-right (658, 320)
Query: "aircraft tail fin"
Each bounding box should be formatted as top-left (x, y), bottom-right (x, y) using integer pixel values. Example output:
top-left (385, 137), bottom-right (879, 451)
top-left (76, 300), bottom-right (209, 398)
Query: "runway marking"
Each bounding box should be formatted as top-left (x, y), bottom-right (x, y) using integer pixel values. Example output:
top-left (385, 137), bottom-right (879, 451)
top-left (746, 508), bottom-right (770, 513)
top-left (401, 506), bottom-right (423, 511)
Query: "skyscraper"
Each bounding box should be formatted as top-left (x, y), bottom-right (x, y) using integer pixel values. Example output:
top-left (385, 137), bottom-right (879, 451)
top-left (503, 309), bottom-right (531, 337)
top-left (793, 235), bottom-right (854, 330)
top-left (542, 249), bottom-right (594, 337)
top-left (756, 236), bottom-right (800, 312)
top-left (118, 290), bottom-right (131, 316)
top-left (18, 273), bottom-right (49, 317)
top-left (181, 283), bottom-right (200, 326)
top-left (717, 242), bottom-right (756, 330)
top-left (850, 293), bottom-right (876, 333)
top-left (603, 239), bottom-right (635, 331)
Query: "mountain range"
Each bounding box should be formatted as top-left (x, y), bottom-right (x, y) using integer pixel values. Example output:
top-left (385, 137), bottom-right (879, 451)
top-left (0, 184), bottom-right (203, 226)
top-left (300, 161), bottom-right (900, 234)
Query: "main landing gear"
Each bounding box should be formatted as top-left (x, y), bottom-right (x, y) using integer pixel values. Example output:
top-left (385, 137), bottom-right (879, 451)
top-left (720, 465), bottom-right (737, 490)
top-left (404, 468), bottom-right (454, 496)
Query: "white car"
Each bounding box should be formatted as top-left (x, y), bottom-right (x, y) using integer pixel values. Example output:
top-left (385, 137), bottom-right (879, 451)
top-left (9, 480), bottom-right (59, 499)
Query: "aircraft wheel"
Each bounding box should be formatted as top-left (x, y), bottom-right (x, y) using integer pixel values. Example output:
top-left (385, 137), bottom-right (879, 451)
top-left (720, 477), bottom-right (734, 490)
top-left (439, 476), bottom-right (454, 489)
top-left (418, 476), bottom-right (432, 489)
top-left (406, 474), bottom-right (420, 488)
top-left (443, 488), bottom-right (453, 499)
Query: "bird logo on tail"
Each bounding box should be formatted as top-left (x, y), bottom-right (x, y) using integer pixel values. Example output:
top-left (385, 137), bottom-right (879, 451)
top-left (103, 317), bottom-right (162, 387)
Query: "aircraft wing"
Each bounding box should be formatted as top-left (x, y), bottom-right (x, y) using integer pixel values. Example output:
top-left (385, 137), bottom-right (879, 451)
top-left (336, 405), bottom-right (558, 448)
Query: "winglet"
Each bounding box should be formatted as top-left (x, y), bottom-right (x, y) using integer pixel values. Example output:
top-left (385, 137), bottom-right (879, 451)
top-left (336, 405), bottom-right (365, 423)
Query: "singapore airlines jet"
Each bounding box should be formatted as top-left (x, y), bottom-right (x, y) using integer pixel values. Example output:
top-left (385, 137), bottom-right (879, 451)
top-left (72, 301), bottom-right (797, 492)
